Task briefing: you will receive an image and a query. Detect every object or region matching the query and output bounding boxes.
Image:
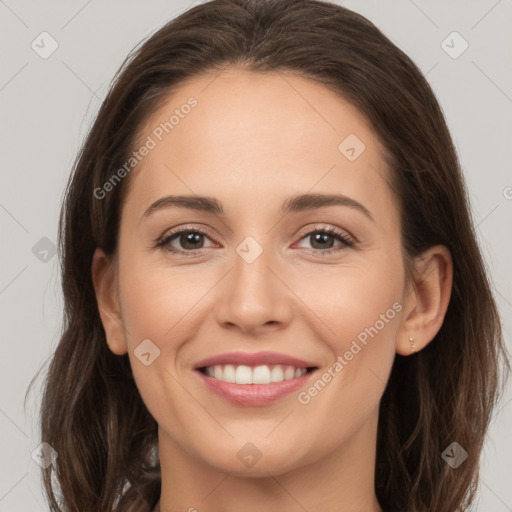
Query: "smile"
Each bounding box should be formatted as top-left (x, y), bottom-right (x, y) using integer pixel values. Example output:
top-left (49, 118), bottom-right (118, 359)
top-left (193, 351), bottom-right (319, 406)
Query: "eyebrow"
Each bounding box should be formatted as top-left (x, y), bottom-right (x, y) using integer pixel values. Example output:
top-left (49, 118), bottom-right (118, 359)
top-left (141, 193), bottom-right (374, 221)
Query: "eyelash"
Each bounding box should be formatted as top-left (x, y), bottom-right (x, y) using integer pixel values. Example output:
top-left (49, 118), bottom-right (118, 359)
top-left (155, 224), bottom-right (354, 257)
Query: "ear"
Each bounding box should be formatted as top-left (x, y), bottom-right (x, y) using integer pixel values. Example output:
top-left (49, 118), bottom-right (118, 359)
top-left (396, 245), bottom-right (453, 355)
top-left (91, 248), bottom-right (128, 355)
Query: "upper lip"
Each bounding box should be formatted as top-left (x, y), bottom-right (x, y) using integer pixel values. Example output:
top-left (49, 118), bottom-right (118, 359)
top-left (193, 351), bottom-right (318, 370)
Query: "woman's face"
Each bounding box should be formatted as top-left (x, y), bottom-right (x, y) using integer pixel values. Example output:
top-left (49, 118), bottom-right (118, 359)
top-left (106, 68), bottom-right (410, 475)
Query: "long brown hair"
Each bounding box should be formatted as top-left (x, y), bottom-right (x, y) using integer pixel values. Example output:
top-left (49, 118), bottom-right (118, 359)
top-left (29, 0), bottom-right (509, 510)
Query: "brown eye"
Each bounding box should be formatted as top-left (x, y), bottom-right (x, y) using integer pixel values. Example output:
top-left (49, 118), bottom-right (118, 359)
top-left (176, 231), bottom-right (206, 250)
top-left (157, 228), bottom-right (215, 255)
top-left (296, 227), bottom-right (354, 254)
top-left (309, 232), bottom-right (337, 250)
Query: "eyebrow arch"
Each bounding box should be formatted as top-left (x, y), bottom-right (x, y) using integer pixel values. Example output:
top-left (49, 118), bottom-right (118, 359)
top-left (141, 193), bottom-right (373, 222)
top-left (281, 193), bottom-right (373, 221)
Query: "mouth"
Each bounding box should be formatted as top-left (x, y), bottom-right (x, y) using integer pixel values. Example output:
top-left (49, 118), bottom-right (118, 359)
top-left (193, 352), bottom-right (319, 406)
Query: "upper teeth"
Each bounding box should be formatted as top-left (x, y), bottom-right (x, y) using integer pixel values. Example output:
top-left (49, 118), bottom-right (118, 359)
top-left (203, 364), bottom-right (307, 384)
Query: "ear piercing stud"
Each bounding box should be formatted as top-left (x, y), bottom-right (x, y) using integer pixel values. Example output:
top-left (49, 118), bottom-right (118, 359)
top-left (409, 337), bottom-right (415, 353)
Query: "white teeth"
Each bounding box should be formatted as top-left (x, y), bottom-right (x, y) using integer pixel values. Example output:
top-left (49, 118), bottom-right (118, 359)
top-left (214, 365), bottom-right (223, 380)
top-left (224, 364), bottom-right (236, 383)
top-left (253, 365), bottom-right (271, 384)
top-left (284, 366), bottom-right (295, 380)
top-left (203, 364), bottom-right (308, 384)
top-left (270, 365), bottom-right (284, 382)
top-left (235, 365), bottom-right (252, 384)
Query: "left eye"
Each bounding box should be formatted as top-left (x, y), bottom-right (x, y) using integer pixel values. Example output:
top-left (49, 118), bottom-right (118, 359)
top-left (295, 228), bottom-right (353, 252)
top-left (157, 226), bottom-right (353, 255)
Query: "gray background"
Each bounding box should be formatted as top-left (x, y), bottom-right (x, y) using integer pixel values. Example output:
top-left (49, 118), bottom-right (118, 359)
top-left (1, 0), bottom-right (511, 510)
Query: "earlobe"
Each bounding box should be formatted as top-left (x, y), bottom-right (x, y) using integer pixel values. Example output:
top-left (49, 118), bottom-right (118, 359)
top-left (396, 245), bottom-right (453, 355)
top-left (91, 248), bottom-right (128, 355)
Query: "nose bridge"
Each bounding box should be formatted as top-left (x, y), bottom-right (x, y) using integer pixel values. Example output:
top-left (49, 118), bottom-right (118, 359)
top-left (215, 234), bottom-right (291, 332)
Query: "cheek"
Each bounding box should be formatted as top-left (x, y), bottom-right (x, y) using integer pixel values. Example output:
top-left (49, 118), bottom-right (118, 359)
top-left (116, 253), bottom-right (217, 405)
top-left (116, 258), bottom-right (196, 434)
top-left (292, 251), bottom-right (403, 418)
top-left (294, 253), bottom-right (404, 352)
top-left (117, 252), bottom-right (209, 345)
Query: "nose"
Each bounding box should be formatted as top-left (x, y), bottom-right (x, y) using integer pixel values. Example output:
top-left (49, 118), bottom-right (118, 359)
top-left (214, 241), bottom-right (293, 335)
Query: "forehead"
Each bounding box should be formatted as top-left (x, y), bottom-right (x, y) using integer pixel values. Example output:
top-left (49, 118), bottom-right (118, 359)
top-left (123, 67), bottom-right (398, 226)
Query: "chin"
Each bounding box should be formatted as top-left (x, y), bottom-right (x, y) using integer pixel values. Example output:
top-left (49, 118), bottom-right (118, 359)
top-left (196, 438), bottom-right (312, 477)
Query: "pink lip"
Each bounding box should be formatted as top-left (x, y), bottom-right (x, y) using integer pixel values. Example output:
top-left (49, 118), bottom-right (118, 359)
top-left (195, 370), bottom-right (316, 406)
top-left (193, 351), bottom-right (317, 369)
top-left (193, 351), bottom-right (319, 407)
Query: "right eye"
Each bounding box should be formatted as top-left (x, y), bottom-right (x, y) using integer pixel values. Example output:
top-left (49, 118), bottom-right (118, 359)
top-left (156, 227), bottom-right (217, 256)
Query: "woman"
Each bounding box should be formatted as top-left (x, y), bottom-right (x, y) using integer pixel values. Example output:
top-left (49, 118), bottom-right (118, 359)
top-left (37, 0), bottom-right (509, 510)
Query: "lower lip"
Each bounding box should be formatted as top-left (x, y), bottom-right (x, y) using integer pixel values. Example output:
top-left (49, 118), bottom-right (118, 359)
top-left (195, 370), bottom-right (316, 406)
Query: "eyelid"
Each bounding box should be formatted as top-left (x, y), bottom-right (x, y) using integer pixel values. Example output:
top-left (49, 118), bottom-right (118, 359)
top-left (294, 223), bottom-right (354, 245)
top-left (157, 223), bottom-right (216, 242)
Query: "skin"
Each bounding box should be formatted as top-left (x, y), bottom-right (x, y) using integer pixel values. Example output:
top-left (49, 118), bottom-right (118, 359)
top-left (92, 67), bottom-right (452, 512)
